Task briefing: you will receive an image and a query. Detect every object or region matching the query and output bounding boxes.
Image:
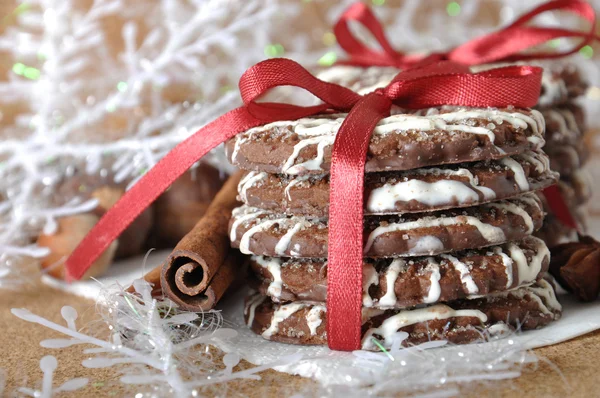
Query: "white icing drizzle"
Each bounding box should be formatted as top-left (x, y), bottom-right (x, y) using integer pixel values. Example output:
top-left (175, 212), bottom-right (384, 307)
top-left (423, 259), bottom-right (442, 304)
top-left (544, 108), bottom-right (581, 141)
top-left (254, 256), bottom-right (283, 298)
top-left (515, 150), bottom-right (550, 174)
top-left (364, 215), bottom-right (505, 255)
top-left (378, 259), bottom-right (406, 307)
top-left (441, 254), bottom-right (479, 295)
top-left (238, 171), bottom-right (267, 202)
top-left (239, 219), bottom-right (280, 254)
top-left (410, 236), bottom-right (444, 254)
top-left (366, 167), bottom-right (496, 213)
top-left (245, 294), bottom-right (266, 327)
top-left (361, 305), bottom-right (488, 349)
top-left (487, 323), bottom-right (512, 337)
top-left (231, 134), bottom-right (243, 163)
top-left (539, 73), bottom-right (568, 107)
top-left (274, 221), bottom-right (304, 255)
top-left (230, 207), bottom-right (266, 242)
top-left (493, 246), bottom-right (514, 289)
top-left (316, 65), bottom-right (398, 95)
top-left (282, 135), bottom-right (335, 174)
top-left (507, 237), bottom-right (549, 285)
top-left (362, 263), bottom-right (380, 307)
top-left (233, 208), bottom-right (310, 256)
top-left (500, 157), bottom-right (529, 191)
top-left (489, 279), bottom-right (559, 317)
top-left (306, 306), bottom-right (325, 336)
top-left (262, 302), bottom-right (308, 338)
top-left (558, 108), bottom-right (581, 135)
top-left (526, 279), bottom-right (562, 314)
top-left (235, 108), bottom-right (545, 175)
top-left (487, 198), bottom-right (535, 234)
top-left (284, 174), bottom-right (312, 201)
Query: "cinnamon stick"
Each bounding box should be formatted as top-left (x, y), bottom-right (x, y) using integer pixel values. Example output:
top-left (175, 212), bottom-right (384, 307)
top-left (134, 171), bottom-right (243, 310)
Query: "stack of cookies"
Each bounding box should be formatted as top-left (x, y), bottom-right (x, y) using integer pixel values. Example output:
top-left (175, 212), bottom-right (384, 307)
top-left (319, 63), bottom-right (592, 248)
top-left (531, 62), bottom-right (591, 246)
top-left (226, 102), bottom-right (562, 349)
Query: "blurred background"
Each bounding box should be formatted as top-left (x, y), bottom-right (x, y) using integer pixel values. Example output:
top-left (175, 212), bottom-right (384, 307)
top-left (0, 0), bottom-right (599, 283)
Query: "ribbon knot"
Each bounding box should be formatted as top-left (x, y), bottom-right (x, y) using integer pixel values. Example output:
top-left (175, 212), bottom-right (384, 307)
top-left (371, 87), bottom-right (388, 97)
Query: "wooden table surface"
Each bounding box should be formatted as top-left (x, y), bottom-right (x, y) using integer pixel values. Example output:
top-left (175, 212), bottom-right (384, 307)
top-left (1, 283), bottom-right (599, 398)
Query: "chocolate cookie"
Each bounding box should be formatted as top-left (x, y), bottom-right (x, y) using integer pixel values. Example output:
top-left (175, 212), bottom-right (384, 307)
top-left (230, 194), bottom-right (544, 258)
top-left (535, 214), bottom-right (579, 248)
top-left (238, 151), bottom-right (557, 216)
top-left (536, 62), bottom-right (588, 107)
top-left (557, 171), bottom-right (592, 207)
top-left (249, 236), bottom-right (549, 308)
top-left (244, 279), bottom-right (561, 349)
top-left (546, 142), bottom-right (589, 177)
top-left (226, 107), bottom-right (545, 175)
top-left (542, 105), bottom-right (585, 147)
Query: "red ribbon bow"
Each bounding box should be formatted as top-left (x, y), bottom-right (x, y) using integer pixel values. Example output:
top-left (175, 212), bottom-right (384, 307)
top-left (335, 0), bottom-right (598, 68)
top-left (65, 59), bottom-right (542, 351)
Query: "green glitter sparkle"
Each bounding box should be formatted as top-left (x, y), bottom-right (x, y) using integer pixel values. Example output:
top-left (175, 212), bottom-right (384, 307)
top-left (318, 51), bottom-right (337, 66)
top-left (124, 295), bottom-right (141, 318)
top-left (12, 62), bottom-right (40, 80)
top-left (371, 337), bottom-right (394, 360)
top-left (264, 43), bottom-right (285, 58)
top-left (580, 45), bottom-right (594, 59)
top-left (117, 81), bottom-right (128, 92)
top-left (447, 2), bottom-right (461, 16)
top-left (547, 39), bottom-right (561, 48)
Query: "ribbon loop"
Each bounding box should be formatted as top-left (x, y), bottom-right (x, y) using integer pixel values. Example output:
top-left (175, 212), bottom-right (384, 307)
top-left (240, 58), bottom-right (361, 111)
top-left (334, 2), bottom-right (416, 68)
top-left (335, 0), bottom-right (599, 67)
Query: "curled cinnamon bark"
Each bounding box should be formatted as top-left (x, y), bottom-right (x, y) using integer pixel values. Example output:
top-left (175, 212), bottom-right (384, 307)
top-left (135, 171), bottom-right (243, 310)
top-left (161, 170), bottom-right (243, 310)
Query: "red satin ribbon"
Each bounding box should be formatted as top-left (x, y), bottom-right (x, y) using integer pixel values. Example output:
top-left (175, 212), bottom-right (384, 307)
top-left (334, 0), bottom-right (596, 232)
top-left (65, 59), bottom-right (542, 351)
top-left (335, 0), bottom-right (598, 68)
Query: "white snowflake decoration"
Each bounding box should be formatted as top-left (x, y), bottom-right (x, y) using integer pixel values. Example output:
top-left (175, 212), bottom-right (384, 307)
top-left (16, 355), bottom-right (88, 398)
top-left (11, 279), bottom-right (303, 396)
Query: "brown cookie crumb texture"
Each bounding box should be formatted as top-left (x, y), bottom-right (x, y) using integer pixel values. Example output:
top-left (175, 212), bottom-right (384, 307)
top-left (244, 279), bottom-right (561, 349)
top-left (226, 107), bottom-right (544, 175)
top-left (237, 151), bottom-right (556, 217)
top-left (230, 194), bottom-right (544, 258)
top-left (542, 104), bottom-right (586, 147)
top-left (249, 236), bottom-right (549, 308)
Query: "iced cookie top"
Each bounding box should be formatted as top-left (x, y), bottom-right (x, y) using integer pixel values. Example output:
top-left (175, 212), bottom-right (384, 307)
top-left (226, 106), bottom-right (545, 175)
